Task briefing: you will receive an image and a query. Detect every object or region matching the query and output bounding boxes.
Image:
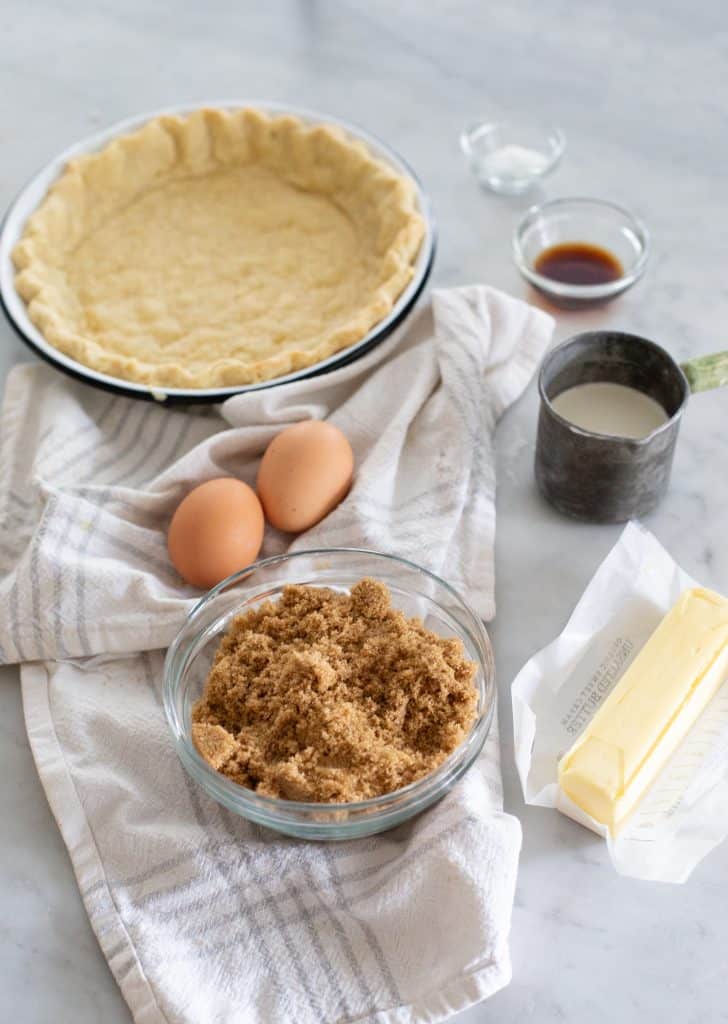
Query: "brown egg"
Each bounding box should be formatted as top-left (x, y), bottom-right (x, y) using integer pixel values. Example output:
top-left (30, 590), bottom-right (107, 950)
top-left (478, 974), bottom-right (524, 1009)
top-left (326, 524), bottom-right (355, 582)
top-left (167, 478), bottom-right (264, 589)
top-left (257, 421), bottom-right (354, 533)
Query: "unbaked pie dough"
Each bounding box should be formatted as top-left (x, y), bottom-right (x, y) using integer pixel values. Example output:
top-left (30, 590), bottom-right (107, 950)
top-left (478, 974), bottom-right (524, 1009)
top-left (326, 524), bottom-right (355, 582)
top-left (13, 108), bottom-right (425, 388)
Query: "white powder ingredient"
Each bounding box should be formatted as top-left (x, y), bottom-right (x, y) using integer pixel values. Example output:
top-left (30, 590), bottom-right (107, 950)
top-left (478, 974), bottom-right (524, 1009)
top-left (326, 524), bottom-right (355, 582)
top-left (481, 144), bottom-right (549, 178)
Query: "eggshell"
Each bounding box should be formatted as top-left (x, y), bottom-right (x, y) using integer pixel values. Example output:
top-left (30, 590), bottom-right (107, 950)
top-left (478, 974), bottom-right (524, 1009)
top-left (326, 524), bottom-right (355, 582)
top-left (167, 478), bottom-right (264, 589)
top-left (257, 421), bottom-right (354, 533)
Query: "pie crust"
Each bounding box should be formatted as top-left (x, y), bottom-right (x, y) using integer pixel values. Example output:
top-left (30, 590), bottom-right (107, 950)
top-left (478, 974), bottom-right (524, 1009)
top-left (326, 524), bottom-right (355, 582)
top-left (13, 108), bottom-right (425, 388)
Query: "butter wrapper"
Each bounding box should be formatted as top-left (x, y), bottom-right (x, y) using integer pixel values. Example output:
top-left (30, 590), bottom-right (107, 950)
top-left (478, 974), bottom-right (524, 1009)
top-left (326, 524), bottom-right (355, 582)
top-left (512, 521), bottom-right (728, 883)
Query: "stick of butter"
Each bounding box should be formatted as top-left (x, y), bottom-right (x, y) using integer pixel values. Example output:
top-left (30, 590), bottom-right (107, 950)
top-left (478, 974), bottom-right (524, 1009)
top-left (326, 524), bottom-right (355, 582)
top-left (558, 587), bottom-right (728, 834)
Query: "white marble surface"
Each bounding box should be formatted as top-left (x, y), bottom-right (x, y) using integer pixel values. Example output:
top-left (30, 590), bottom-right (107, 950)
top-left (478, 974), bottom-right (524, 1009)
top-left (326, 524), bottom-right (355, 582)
top-left (2, 2), bottom-right (727, 1021)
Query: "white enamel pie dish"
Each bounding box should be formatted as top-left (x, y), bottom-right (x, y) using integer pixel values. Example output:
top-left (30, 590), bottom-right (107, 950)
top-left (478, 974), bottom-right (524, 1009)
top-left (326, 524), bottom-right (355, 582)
top-left (0, 100), bottom-right (435, 404)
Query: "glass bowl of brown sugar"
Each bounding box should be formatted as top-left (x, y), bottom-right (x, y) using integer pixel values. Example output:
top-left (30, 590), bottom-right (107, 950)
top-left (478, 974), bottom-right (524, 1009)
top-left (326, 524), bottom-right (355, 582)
top-left (163, 548), bottom-right (495, 840)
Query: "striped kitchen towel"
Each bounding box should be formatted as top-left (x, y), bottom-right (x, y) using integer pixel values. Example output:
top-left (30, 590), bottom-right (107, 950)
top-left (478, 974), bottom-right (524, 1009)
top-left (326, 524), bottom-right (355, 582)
top-left (1, 286), bottom-right (552, 1024)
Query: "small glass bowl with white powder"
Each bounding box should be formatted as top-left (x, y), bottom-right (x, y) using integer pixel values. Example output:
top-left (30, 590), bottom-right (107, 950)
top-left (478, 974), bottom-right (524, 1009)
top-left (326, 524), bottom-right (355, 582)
top-left (461, 119), bottom-right (565, 195)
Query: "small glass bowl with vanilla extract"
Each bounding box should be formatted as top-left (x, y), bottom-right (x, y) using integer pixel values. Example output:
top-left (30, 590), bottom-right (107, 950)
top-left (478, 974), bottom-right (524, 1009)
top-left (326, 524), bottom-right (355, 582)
top-left (513, 197), bottom-right (649, 308)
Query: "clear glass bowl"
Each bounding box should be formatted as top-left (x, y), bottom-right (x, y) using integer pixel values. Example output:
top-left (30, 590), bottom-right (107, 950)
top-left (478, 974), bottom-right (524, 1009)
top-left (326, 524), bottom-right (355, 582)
top-left (461, 118), bottom-right (565, 194)
top-left (514, 197), bottom-right (650, 307)
top-left (163, 548), bottom-right (495, 840)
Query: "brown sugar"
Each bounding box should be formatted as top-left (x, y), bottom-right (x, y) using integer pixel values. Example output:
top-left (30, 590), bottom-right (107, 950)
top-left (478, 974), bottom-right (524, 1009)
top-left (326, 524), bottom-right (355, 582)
top-left (192, 578), bottom-right (479, 802)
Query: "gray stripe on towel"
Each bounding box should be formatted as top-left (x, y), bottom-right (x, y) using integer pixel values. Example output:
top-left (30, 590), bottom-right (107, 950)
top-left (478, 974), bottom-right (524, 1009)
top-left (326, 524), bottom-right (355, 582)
top-left (40, 396), bottom-right (124, 480)
top-left (194, 817), bottom-right (479, 975)
top-left (74, 405), bottom-right (155, 653)
top-left (105, 408), bottom-right (172, 488)
top-left (322, 846), bottom-right (402, 1006)
top-left (303, 857), bottom-right (383, 1009)
top-left (140, 653), bottom-right (309, 1024)
top-left (29, 494), bottom-right (57, 658)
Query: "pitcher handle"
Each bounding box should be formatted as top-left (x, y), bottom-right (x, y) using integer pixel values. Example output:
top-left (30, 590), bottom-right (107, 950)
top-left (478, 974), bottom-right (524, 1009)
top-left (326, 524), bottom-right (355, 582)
top-left (680, 351), bottom-right (728, 393)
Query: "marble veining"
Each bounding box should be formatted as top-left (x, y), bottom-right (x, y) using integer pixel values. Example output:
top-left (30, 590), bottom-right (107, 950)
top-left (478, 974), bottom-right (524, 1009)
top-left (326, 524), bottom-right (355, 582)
top-left (2, 1), bottom-right (727, 1022)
